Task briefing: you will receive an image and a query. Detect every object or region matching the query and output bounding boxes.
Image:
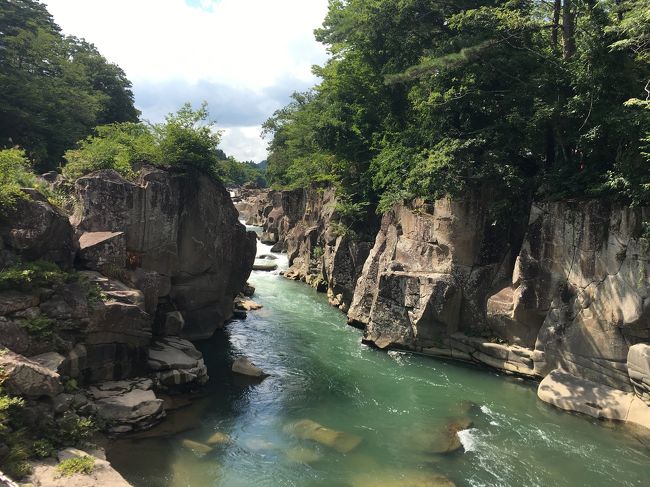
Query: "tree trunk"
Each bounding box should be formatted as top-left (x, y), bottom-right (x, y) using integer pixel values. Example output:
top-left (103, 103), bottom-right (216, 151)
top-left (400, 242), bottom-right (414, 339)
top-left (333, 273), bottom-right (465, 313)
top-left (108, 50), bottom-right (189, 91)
top-left (552, 0), bottom-right (561, 49)
top-left (562, 0), bottom-right (576, 60)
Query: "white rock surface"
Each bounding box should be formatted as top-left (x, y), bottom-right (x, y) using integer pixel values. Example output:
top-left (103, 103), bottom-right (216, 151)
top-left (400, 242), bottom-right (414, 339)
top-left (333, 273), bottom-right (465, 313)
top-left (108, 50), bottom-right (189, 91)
top-left (538, 368), bottom-right (650, 429)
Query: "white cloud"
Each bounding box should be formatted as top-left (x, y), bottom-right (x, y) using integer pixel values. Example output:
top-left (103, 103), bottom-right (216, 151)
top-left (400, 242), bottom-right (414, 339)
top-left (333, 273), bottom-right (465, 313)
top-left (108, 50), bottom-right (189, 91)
top-left (43, 0), bottom-right (329, 161)
top-left (220, 126), bottom-right (268, 162)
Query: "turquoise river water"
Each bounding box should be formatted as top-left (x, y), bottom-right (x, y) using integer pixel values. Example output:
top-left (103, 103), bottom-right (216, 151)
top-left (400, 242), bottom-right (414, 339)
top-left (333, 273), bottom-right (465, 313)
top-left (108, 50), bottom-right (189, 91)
top-left (107, 235), bottom-right (649, 487)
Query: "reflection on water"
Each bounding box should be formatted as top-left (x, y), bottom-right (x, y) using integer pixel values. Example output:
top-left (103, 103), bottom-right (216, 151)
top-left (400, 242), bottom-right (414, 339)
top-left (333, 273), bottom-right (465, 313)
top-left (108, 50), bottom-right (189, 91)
top-left (108, 229), bottom-right (649, 487)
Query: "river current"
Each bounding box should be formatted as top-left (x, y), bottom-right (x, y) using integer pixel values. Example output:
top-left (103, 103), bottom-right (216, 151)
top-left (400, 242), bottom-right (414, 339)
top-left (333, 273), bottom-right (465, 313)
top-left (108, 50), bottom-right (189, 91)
top-left (108, 228), bottom-right (649, 487)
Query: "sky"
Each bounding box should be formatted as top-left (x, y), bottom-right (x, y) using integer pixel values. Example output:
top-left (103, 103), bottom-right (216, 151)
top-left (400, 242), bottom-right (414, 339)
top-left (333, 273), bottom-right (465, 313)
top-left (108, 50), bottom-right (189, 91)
top-left (43, 0), bottom-right (330, 162)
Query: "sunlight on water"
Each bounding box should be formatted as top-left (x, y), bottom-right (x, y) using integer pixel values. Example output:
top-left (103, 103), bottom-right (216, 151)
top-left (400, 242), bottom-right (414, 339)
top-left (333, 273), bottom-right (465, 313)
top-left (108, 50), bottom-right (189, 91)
top-left (108, 226), bottom-right (650, 487)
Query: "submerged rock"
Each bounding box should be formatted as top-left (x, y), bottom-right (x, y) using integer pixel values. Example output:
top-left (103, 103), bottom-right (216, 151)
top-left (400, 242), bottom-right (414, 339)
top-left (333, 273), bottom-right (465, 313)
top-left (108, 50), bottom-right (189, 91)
top-left (429, 417), bottom-right (473, 454)
top-left (349, 471), bottom-right (457, 487)
top-left (180, 439), bottom-right (213, 455)
top-left (245, 438), bottom-right (277, 451)
top-left (283, 419), bottom-right (362, 453)
top-left (285, 446), bottom-right (322, 464)
top-left (232, 357), bottom-right (269, 379)
top-left (206, 431), bottom-right (231, 445)
top-left (252, 262), bottom-right (278, 272)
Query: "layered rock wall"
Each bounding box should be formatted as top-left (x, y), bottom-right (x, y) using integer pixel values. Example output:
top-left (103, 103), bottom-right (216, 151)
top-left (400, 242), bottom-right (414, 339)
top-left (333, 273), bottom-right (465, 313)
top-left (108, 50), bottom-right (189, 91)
top-left (74, 167), bottom-right (257, 339)
top-left (237, 186), bottom-right (372, 312)
top-left (487, 201), bottom-right (650, 391)
top-left (238, 186), bottom-right (650, 427)
top-left (347, 193), bottom-right (528, 347)
top-left (0, 167), bottom-right (256, 451)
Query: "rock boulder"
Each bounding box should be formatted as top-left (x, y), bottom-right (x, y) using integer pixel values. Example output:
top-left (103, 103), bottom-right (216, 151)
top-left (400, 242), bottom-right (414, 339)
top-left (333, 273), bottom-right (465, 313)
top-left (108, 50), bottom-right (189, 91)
top-left (74, 167), bottom-right (256, 339)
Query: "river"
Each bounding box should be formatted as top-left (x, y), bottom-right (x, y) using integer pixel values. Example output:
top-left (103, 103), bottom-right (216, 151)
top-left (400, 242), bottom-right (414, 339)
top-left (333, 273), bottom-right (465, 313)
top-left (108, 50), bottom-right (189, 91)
top-left (107, 230), bottom-right (649, 487)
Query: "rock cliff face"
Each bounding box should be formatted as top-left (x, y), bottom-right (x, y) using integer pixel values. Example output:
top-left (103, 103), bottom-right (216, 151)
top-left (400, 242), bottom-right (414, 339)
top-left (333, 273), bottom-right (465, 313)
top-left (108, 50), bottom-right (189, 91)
top-left (74, 167), bottom-right (257, 339)
top-left (347, 193), bottom-right (527, 346)
top-left (236, 186), bottom-right (650, 427)
top-left (487, 201), bottom-right (650, 391)
top-left (0, 190), bottom-right (76, 269)
top-left (0, 167), bottom-right (255, 450)
top-left (237, 186), bottom-right (372, 312)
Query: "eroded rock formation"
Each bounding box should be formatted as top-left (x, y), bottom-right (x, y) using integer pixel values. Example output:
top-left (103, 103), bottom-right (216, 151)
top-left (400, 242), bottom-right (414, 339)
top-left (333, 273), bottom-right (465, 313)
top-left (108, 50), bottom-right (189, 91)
top-left (234, 186), bottom-right (650, 428)
top-left (0, 167), bottom-right (256, 454)
top-left (73, 167), bottom-right (257, 339)
top-left (235, 185), bottom-right (372, 312)
top-left (347, 193), bottom-right (528, 347)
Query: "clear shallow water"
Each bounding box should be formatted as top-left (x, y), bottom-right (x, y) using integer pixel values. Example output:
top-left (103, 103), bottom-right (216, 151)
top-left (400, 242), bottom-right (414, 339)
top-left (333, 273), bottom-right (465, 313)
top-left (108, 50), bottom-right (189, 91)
top-left (108, 239), bottom-right (649, 487)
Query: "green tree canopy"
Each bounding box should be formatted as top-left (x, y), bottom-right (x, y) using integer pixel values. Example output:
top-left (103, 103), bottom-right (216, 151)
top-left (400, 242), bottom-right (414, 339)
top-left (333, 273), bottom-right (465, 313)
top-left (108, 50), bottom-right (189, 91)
top-left (0, 0), bottom-right (139, 172)
top-left (264, 0), bottom-right (650, 222)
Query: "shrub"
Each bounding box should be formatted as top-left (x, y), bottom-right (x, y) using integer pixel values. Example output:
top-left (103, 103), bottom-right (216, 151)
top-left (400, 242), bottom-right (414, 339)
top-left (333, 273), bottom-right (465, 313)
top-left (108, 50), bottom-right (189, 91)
top-left (50, 414), bottom-right (96, 445)
top-left (311, 246), bottom-right (324, 259)
top-left (63, 378), bottom-right (79, 394)
top-left (31, 439), bottom-right (55, 459)
top-left (62, 102), bottom-right (228, 181)
top-left (18, 316), bottom-right (57, 338)
top-left (0, 387), bottom-right (30, 479)
top-left (0, 261), bottom-right (73, 292)
top-left (0, 148), bottom-right (36, 214)
top-left (63, 122), bottom-right (157, 180)
top-left (56, 456), bottom-right (94, 477)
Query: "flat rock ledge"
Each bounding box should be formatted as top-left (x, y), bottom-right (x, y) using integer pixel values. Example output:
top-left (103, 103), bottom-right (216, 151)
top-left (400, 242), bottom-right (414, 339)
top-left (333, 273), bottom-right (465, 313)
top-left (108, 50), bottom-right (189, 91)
top-left (147, 337), bottom-right (209, 389)
top-left (26, 447), bottom-right (130, 487)
top-left (538, 369), bottom-right (650, 429)
top-left (416, 333), bottom-right (537, 378)
top-left (89, 378), bottom-right (165, 434)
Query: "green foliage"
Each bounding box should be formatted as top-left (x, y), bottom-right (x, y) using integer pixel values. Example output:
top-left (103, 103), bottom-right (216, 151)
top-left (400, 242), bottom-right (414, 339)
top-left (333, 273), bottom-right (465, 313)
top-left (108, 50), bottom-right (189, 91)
top-left (63, 102), bottom-right (257, 184)
top-left (85, 282), bottom-right (108, 306)
top-left (311, 246), bottom-right (324, 260)
top-left (0, 363), bottom-right (97, 479)
top-left (0, 260), bottom-right (72, 292)
top-left (31, 439), bottom-right (55, 459)
top-left (0, 384), bottom-right (30, 479)
top-left (63, 122), bottom-right (156, 180)
top-left (63, 378), bottom-right (79, 394)
top-left (19, 316), bottom-right (57, 338)
top-left (220, 158), bottom-right (267, 188)
top-left (52, 414), bottom-right (96, 445)
top-left (0, 0), bottom-right (139, 171)
top-left (56, 456), bottom-right (94, 477)
top-left (0, 148), bottom-right (36, 213)
top-left (154, 102), bottom-right (221, 172)
top-left (265, 0), bottom-right (650, 217)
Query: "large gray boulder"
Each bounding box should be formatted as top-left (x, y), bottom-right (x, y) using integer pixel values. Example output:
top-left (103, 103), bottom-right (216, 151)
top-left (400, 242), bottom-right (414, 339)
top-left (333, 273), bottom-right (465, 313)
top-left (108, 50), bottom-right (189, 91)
top-left (73, 167), bottom-right (256, 339)
top-left (147, 337), bottom-right (208, 389)
top-left (0, 190), bottom-right (76, 269)
top-left (347, 192), bottom-right (527, 350)
top-left (0, 350), bottom-right (62, 398)
top-left (628, 343), bottom-right (650, 403)
top-left (487, 201), bottom-right (650, 391)
top-left (89, 378), bottom-right (164, 434)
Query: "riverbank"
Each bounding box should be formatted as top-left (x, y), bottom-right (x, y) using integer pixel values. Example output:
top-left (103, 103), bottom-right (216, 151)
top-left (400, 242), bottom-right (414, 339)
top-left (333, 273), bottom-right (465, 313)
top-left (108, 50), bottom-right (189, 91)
top-left (107, 232), bottom-right (650, 487)
top-left (234, 186), bottom-right (650, 431)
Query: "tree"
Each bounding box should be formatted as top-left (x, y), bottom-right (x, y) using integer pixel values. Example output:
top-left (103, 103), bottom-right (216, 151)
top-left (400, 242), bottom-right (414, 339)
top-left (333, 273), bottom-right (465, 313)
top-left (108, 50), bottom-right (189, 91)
top-left (0, 0), bottom-right (139, 171)
top-left (265, 0), bottom-right (650, 213)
